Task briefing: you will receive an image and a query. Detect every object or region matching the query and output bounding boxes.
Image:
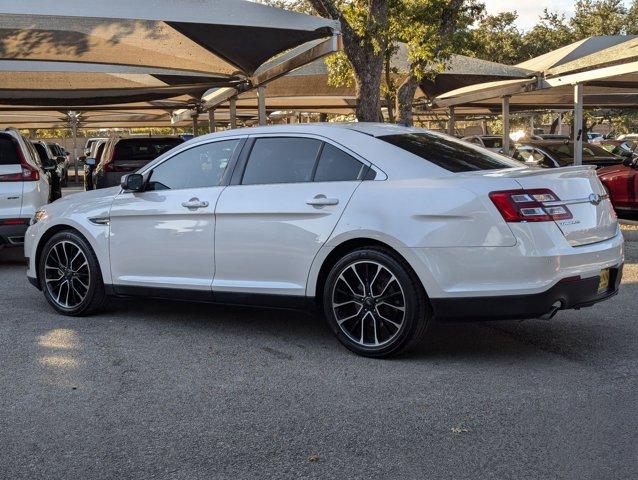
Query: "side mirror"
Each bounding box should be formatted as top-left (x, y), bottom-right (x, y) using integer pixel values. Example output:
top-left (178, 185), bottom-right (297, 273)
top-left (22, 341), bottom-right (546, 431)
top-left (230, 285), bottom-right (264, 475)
top-left (42, 158), bottom-right (57, 172)
top-left (85, 157), bottom-right (97, 166)
top-left (121, 173), bottom-right (145, 192)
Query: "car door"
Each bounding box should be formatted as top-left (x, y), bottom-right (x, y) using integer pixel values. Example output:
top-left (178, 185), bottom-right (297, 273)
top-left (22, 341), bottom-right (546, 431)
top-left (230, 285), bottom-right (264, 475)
top-left (213, 135), bottom-right (368, 297)
top-left (108, 138), bottom-right (243, 291)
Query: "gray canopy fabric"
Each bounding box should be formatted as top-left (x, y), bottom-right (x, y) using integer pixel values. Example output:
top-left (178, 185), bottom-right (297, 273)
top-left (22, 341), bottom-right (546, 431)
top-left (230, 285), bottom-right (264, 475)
top-left (419, 55), bottom-right (533, 99)
top-left (433, 36), bottom-right (638, 110)
top-left (0, 1), bottom-right (337, 75)
top-left (0, 0), bottom-right (339, 105)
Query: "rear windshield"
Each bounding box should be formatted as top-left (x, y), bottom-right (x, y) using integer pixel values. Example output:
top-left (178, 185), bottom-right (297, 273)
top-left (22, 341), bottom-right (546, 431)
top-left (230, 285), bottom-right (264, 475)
top-left (378, 132), bottom-right (520, 172)
top-left (0, 135), bottom-right (18, 165)
top-left (112, 138), bottom-right (183, 162)
top-left (32, 143), bottom-right (48, 162)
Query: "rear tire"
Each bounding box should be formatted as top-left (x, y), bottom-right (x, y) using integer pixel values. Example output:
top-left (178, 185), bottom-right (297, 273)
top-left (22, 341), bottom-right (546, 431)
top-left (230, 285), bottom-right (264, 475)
top-left (38, 230), bottom-right (107, 316)
top-left (322, 247), bottom-right (430, 358)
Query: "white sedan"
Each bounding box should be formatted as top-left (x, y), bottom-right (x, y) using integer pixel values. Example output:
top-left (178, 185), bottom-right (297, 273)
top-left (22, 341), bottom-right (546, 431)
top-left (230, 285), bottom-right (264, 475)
top-left (25, 123), bottom-right (624, 357)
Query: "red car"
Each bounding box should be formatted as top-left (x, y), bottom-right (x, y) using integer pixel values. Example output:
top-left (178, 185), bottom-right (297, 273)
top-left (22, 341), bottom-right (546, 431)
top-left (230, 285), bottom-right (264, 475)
top-left (597, 160), bottom-right (638, 211)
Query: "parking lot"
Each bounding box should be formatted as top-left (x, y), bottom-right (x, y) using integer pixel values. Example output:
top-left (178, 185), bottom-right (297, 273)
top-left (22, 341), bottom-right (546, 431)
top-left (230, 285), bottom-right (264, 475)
top-left (1, 186), bottom-right (636, 479)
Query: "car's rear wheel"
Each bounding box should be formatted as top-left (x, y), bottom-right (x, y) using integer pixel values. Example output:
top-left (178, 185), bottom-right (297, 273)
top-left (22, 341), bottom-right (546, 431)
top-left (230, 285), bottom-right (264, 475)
top-left (323, 247), bottom-right (430, 358)
top-left (38, 230), bottom-right (107, 316)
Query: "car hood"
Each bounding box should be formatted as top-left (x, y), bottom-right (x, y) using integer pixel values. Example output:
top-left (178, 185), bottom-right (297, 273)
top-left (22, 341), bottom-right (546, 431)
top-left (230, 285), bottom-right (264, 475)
top-left (43, 186), bottom-right (120, 218)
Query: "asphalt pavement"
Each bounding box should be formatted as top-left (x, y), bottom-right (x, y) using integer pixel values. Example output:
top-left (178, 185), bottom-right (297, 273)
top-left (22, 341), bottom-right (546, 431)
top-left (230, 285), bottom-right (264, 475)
top-left (0, 212), bottom-right (636, 479)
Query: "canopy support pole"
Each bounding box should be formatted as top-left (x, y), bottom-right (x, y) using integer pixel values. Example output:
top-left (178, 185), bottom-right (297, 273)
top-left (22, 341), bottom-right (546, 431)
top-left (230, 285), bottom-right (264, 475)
top-left (192, 113), bottom-right (199, 136)
top-left (557, 112), bottom-right (563, 135)
top-left (257, 86), bottom-right (267, 126)
top-left (502, 96), bottom-right (511, 155)
top-left (208, 108), bottom-right (216, 133)
top-left (229, 98), bottom-right (237, 129)
top-left (70, 113), bottom-right (78, 183)
top-left (447, 107), bottom-right (455, 135)
top-left (574, 83), bottom-right (583, 166)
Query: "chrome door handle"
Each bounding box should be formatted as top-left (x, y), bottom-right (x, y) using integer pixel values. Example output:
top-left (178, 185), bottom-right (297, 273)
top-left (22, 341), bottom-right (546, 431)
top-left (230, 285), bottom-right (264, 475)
top-left (181, 198), bottom-right (209, 209)
top-left (306, 194), bottom-right (339, 207)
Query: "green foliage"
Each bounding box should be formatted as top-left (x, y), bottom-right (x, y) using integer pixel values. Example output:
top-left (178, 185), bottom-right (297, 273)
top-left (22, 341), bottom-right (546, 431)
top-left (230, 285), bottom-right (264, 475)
top-left (469, 12), bottom-right (524, 65)
top-left (571, 0), bottom-right (629, 37)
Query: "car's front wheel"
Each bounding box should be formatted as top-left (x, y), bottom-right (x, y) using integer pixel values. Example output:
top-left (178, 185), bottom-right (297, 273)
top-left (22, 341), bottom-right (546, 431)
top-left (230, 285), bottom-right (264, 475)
top-left (323, 247), bottom-right (430, 358)
top-left (38, 230), bottom-right (107, 316)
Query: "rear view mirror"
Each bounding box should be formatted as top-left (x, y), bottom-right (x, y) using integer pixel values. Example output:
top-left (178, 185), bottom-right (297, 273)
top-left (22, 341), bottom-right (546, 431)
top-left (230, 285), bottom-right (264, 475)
top-left (85, 157), bottom-right (97, 166)
top-left (121, 173), bottom-right (144, 192)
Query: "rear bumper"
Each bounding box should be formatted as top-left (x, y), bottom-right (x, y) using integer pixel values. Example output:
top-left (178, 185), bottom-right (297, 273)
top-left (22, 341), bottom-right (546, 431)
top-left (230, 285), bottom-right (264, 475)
top-left (0, 222), bottom-right (29, 247)
top-left (431, 264), bottom-right (623, 321)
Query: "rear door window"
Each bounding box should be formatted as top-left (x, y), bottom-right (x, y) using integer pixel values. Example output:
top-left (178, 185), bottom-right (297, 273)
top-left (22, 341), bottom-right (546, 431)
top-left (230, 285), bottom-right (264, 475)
top-left (314, 143), bottom-right (365, 182)
top-left (379, 132), bottom-right (521, 172)
top-left (242, 137), bottom-right (322, 185)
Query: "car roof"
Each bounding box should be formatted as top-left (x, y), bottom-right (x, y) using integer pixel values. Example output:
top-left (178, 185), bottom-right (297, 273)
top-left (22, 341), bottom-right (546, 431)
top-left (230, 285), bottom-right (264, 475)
top-left (192, 122), bottom-right (423, 141)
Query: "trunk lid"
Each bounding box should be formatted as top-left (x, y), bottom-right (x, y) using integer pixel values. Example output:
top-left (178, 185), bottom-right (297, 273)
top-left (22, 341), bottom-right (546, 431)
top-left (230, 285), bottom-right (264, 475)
top-left (500, 166), bottom-right (618, 246)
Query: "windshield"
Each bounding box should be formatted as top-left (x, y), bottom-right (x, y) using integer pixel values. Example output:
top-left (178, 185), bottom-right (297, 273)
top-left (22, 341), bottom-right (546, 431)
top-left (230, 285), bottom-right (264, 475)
top-left (542, 143), bottom-right (615, 164)
top-left (378, 132), bottom-right (521, 173)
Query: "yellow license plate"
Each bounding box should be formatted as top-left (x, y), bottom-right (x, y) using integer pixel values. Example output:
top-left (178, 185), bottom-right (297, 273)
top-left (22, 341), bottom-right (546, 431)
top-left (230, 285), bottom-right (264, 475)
top-left (598, 269), bottom-right (610, 293)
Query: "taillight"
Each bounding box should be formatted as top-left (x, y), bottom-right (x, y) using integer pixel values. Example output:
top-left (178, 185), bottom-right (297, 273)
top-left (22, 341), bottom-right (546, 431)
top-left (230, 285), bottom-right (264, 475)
top-left (489, 189), bottom-right (573, 222)
top-left (0, 145), bottom-right (39, 182)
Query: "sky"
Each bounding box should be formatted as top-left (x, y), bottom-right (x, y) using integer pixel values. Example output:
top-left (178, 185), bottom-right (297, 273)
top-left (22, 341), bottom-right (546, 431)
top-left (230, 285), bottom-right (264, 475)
top-left (484, 0), bottom-right (632, 31)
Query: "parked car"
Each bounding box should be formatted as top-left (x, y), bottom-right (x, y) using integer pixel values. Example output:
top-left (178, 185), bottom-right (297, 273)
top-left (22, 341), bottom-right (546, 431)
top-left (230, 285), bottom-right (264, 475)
top-left (526, 133), bottom-right (571, 141)
top-left (587, 132), bottom-right (604, 142)
top-left (616, 133), bottom-right (638, 151)
top-left (25, 124), bottom-right (623, 357)
top-left (31, 141), bottom-right (62, 200)
top-left (84, 138), bottom-right (107, 191)
top-left (0, 128), bottom-right (52, 248)
top-left (92, 136), bottom-right (184, 189)
top-left (461, 135), bottom-right (504, 152)
top-left (593, 139), bottom-right (637, 160)
top-left (44, 142), bottom-right (70, 187)
top-left (83, 137), bottom-right (107, 157)
top-left (598, 160), bottom-right (638, 212)
top-left (512, 141), bottom-right (624, 169)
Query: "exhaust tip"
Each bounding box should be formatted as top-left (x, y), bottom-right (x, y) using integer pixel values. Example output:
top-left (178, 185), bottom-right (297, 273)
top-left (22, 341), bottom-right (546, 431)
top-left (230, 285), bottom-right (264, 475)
top-left (538, 301), bottom-right (563, 320)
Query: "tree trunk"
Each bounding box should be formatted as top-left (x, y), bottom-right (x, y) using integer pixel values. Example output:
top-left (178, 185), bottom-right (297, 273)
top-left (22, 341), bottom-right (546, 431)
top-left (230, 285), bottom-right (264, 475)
top-left (384, 55), bottom-right (395, 123)
top-left (353, 58), bottom-right (385, 122)
top-left (307, 0), bottom-right (388, 123)
top-left (396, 75), bottom-right (419, 126)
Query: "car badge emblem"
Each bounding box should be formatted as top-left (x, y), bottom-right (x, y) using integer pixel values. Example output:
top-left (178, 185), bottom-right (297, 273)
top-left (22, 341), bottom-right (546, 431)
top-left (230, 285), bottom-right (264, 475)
top-left (588, 193), bottom-right (602, 205)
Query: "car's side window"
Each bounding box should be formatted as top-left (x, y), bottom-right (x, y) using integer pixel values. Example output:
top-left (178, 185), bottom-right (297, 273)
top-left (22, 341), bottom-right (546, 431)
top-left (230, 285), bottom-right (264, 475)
top-left (241, 137), bottom-right (322, 185)
top-left (147, 139), bottom-right (240, 191)
top-left (314, 143), bottom-right (365, 182)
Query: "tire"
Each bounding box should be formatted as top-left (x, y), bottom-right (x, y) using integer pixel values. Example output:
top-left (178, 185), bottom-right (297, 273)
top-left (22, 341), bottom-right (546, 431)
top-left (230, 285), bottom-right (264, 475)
top-left (38, 230), bottom-right (107, 316)
top-left (322, 247), bottom-right (430, 358)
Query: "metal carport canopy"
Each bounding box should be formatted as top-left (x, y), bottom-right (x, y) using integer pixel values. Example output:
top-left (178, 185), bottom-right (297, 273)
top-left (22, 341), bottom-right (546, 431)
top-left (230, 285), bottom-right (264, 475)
top-left (0, 0), bottom-right (339, 104)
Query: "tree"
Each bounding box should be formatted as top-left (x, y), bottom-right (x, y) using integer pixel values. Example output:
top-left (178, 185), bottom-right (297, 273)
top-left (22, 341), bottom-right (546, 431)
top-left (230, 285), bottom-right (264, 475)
top-left (395, 0), bottom-right (482, 125)
top-left (307, 0), bottom-right (390, 121)
top-left (522, 10), bottom-right (574, 60)
top-left (571, 0), bottom-right (628, 37)
top-left (468, 12), bottom-right (524, 65)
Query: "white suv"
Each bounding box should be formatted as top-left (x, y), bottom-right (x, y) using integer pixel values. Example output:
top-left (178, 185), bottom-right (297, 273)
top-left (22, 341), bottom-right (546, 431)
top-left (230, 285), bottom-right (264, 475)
top-left (0, 129), bottom-right (51, 248)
